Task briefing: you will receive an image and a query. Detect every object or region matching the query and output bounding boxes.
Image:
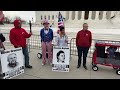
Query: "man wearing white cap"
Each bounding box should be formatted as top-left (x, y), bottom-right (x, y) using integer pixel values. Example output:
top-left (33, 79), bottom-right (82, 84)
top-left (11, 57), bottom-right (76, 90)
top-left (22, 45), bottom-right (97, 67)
top-left (40, 20), bottom-right (53, 65)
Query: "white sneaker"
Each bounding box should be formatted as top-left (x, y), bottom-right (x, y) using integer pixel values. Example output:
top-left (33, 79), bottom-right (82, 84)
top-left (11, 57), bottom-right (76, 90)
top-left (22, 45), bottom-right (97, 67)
top-left (42, 63), bottom-right (45, 66)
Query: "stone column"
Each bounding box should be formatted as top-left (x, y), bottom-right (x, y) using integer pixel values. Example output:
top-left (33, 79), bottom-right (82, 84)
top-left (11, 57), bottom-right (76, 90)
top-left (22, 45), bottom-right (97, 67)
top-left (110, 11), bottom-right (115, 18)
top-left (65, 11), bottom-right (69, 20)
top-left (106, 11), bottom-right (111, 19)
top-left (102, 11), bottom-right (107, 20)
top-left (95, 11), bottom-right (99, 20)
top-left (115, 11), bottom-right (120, 18)
top-left (88, 11), bottom-right (92, 20)
top-left (75, 11), bottom-right (78, 20)
top-left (81, 11), bottom-right (85, 20)
top-left (69, 11), bottom-right (72, 20)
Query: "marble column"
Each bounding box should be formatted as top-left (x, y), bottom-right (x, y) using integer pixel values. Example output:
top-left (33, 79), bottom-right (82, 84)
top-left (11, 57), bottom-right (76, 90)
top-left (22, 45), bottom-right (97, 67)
top-left (75, 11), bottom-right (78, 20)
top-left (110, 11), bottom-right (115, 18)
top-left (102, 11), bottom-right (107, 20)
top-left (88, 11), bottom-right (92, 20)
top-left (81, 11), bottom-right (85, 20)
top-left (95, 11), bottom-right (99, 20)
top-left (66, 11), bottom-right (69, 20)
top-left (106, 11), bottom-right (111, 19)
top-left (69, 11), bottom-right (72, 20)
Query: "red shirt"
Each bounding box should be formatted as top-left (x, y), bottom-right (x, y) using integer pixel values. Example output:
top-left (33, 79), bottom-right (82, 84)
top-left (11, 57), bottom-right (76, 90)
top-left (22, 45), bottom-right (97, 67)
top-left (76, 29), bottom-right (92, 47)
top-left (9, 20), bottom-right (31, 48)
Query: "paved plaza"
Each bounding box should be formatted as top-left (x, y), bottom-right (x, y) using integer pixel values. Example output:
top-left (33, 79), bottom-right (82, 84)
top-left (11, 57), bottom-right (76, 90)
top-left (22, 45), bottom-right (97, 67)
top-left (0, 26), bottom-right (120, 79)
top-left (11, 48), bottom-right (120, 79)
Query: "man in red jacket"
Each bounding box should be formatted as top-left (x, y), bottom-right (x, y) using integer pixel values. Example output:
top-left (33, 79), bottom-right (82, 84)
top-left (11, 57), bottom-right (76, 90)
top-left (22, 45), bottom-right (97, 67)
top-left (9, 19), bottom-right (32, 68)
top-left (76, 23), bottom-right (92, 70)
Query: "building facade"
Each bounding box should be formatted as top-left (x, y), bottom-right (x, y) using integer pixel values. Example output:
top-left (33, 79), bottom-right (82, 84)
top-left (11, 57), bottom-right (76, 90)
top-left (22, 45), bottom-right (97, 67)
top-left (35, 11), bottom-right (119, 28)
top-left (35, 11), bottom-right (66, 25)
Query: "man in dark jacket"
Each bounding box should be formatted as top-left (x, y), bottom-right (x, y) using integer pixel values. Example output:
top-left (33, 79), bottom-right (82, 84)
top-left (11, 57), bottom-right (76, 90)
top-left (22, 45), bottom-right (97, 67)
top-left (76, 23), bottom-right (92, 70)
top-left (9, 19), bottom-right (32, 68)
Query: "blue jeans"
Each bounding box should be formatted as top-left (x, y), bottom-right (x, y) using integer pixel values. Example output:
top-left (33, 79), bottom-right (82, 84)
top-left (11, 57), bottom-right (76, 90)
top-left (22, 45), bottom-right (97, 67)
top-left (77, 47), bottom-right (89, 66)
top-left (22, 46), bottom-right (29, 66)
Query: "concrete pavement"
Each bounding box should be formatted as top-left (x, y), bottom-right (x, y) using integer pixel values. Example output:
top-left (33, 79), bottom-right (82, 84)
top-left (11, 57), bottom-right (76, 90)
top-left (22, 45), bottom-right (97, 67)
top-left (12, 49), bottom-right (120, 79)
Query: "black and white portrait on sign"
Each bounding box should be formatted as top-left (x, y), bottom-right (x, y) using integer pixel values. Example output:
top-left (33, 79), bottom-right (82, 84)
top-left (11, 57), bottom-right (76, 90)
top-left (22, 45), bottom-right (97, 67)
top-left (57, 50), bottom-right (65, 63)
top-left (7, 53), bottom-right (19, 68)
top-left (52, 47), bottom-right (70, 72)
top-left (0, 47), bottom-right (24, 79)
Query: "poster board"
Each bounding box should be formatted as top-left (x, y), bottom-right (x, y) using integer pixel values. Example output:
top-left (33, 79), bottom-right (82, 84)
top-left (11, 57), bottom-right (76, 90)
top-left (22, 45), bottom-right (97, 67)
top-left (52, 47), bottom-right (70, 72)
top-left (0, 47), bottom-right (24, 79)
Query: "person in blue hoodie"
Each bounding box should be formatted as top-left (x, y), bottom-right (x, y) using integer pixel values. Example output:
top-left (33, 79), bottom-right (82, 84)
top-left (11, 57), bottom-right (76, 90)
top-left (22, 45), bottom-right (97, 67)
top-left (40, 20), bottom-right (53, 65)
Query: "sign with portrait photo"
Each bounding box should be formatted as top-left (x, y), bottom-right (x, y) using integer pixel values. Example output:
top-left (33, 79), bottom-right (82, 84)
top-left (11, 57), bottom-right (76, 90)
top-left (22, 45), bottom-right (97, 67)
top-left (52, 47), bottom-right (70, 72)
top-left (0, 47), bottom-right (24, 79)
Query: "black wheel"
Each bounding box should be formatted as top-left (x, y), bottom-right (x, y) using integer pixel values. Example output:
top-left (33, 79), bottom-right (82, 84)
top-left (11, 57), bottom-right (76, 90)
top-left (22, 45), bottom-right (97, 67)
top-left (116, 69), bottom-right (120, 75)
top-left (37, 53), bottom-right (42, 59)
top-left (92, 65), bottom-right (98, 71)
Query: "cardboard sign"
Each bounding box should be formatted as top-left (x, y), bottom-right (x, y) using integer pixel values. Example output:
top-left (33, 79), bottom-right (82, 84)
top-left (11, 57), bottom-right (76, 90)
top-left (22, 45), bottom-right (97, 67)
top-left (52, 47), bottom-right (70, 72)
top-left (0, 47), bottom-right (24, 79)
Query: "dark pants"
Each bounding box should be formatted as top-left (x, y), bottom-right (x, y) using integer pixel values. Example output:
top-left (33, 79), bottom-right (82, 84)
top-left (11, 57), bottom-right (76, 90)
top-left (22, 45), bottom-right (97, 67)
top-left (0, 61), bottom-right (2, 74)
top-left (77, 47), bottom-right (89, 66)
top-left (22, 46), bottom-right (29, 66)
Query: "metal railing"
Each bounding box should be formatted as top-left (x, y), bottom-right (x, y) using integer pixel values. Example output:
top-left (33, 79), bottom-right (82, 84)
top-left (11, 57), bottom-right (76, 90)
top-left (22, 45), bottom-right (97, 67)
top-left (0, 33), bottom-right (102, 54)
top-left (2, 33), bottom-right (11, 46)
top-left (2, 33), bottom-right (120, 59)
top-left (69, 38), bottom-right (120, 59)
top-left (2, 33), bottom-right (58, 52)
top-left (70, 38), bottom-right (96, 58)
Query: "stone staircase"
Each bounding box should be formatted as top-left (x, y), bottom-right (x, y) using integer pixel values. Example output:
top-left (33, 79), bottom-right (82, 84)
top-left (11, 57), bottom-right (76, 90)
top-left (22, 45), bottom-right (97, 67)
top-left (52, 15), bottom-right (120, 29)
top-left (64, 19), bottom-right (117, 29)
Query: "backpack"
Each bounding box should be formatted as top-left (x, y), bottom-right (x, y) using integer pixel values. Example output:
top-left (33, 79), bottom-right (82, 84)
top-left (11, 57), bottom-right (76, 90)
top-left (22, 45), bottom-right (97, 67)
top-left (0, 33), bottom-right (6, 42)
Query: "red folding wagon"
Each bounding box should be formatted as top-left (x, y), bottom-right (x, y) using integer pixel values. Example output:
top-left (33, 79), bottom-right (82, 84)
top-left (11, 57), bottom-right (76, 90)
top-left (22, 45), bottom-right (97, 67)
top-left (92, 40), bottom-right (120, 75)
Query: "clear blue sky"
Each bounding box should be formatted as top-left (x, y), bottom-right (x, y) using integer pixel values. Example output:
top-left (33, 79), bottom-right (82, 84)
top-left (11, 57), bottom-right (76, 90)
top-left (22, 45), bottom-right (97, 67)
top-left (3, 11), bottom-right (35, 22)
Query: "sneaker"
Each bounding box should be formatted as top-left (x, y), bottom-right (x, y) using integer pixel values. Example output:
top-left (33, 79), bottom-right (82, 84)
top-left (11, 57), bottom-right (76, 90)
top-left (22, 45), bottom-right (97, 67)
top-left (42, 63), bottom-right (45, 66)
top-left (83, 66), bottom-right (88, 70)
top-left (77, 65), bottom-right (80, 68)
top-left (25, 65), bottom-right (32, 68)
